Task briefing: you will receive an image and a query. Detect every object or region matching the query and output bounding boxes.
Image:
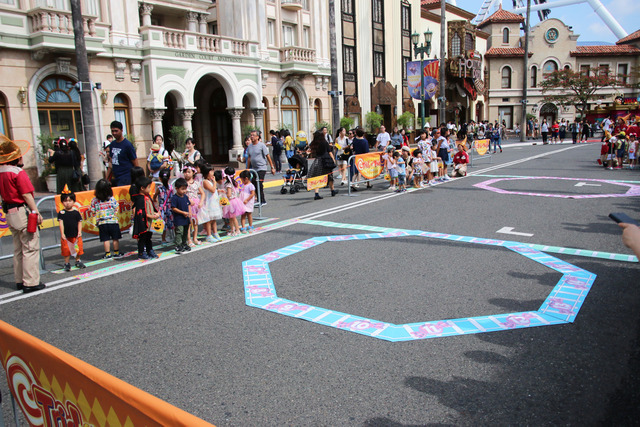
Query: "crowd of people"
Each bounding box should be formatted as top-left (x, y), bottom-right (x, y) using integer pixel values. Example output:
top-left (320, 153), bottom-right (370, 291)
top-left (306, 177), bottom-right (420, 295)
top-left (598, 116), bottom-right (640, 170)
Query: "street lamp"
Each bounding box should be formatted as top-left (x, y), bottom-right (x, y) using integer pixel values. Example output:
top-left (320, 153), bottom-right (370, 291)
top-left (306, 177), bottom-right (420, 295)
top-left (412, 28), bottom-right (432, 130)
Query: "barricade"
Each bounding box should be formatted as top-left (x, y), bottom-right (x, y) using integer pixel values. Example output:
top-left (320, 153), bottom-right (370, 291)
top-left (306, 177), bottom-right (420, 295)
top-left (469, 138), bottom-right (493, 167)
top-left (345, 152), bottom-right (386, 197)
top-left (0, 320), bottom-right (213, 425)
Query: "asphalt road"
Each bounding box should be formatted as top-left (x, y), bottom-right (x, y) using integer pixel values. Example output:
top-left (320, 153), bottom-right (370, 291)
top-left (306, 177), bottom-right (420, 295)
top-left (1, 140), bottom-right (639, 425)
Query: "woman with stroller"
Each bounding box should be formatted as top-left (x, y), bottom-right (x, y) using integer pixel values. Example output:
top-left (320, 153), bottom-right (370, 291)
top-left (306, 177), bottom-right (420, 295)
top-left (308, 131), bottom-right (338, 200)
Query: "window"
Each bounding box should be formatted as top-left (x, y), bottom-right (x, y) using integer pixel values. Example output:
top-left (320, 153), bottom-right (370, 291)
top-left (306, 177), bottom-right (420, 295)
top-left (280, 88), bottom-right (300, 135)
top-left (501, 67), bottom-right (512, 88)
top-left (451, 33), bottom-right (461, 57)
top-left (402, 56), bottom-right (410, 82)
top-left (303, 27), bottom-right (310, 48)
top-left (543, 60), bottom-right (558, 78)
top-left (401, 3), bottom-right (411, 33)
top-left (344, 46), bottom-right (355, 74)
top-left (374, 52), bottom-right (384, 78)
top-left (564, 64), bottom-right (571, 70)
top-left (36, 75), bottom-right (83, 149)
top-left (282, 24), bottom-right (296, 47)
top-left (341, 0), bottom-right (354, 15)
top-left (372, 0), bottom-right (383, 23)
top-left (267, 20), bottom-right (275, 45)
top-left (113, 94), bottom-right (131, 138)
top-left (502, 28), bottom-right (509, 44)
top-left (465, 32), bottom-right (474, 52)
top-left (0, 94), bottom-right (8, 137)
top-left (209, 22), bottom-right (218, 35)
top-left (530, 66), bottom-right (537, 88)
top-left (617, 63), bottom-right (628, 84)
top-left (314, 99), bottom-right (322, 124)
top-left (0, 0), bottom-right (16, 6)
top-left (598, 64), bottom-right (609, 77)
top-left (580, 64), bottom-right (590, 76)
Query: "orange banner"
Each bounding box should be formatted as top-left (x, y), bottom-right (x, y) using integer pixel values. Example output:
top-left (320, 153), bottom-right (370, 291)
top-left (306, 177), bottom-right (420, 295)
top-left (54, 184), bottom-right (154, 235)
top-left (354, 153), bottom-right (383, 180)
top-left (0, 320), bottom-right (214, 426)
top-left (306, 174), bottom-right (329, 191)
top-left (475, 139), bottom-right (490, 156)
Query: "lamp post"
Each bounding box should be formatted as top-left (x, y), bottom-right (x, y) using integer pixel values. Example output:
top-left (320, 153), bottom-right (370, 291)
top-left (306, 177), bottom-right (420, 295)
top-left (412, 28), bottom-right (432, 130)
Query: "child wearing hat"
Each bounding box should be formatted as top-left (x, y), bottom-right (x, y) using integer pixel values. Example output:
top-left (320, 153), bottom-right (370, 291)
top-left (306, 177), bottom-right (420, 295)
top-left (147, 143), bottom-right (167, 180)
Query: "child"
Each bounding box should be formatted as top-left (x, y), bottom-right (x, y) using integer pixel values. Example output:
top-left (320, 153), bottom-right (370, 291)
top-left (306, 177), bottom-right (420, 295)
top-left (430, 143), bottom-right (441, 184)
top-left (214, 170), bottom-right (231, 232)
top-left (154, 168), bottom-right (174, 245)
top-left (411, 149), bottom-right (425, 188)
top-left (628, 133), bottom-right (638, 169)
top-left (222, 166), bottom-right (245, 236)
top-left (599, 136), bottom-right (610, 167)
top-left (182, 164), bottom-right (205, 246)
top-left (128, 166), bottom-right (146, 198)
top-left (131, 176), bottom-right (160, 260)
top-left (615, 132), bottom-right (627, 170)
top-left (170, 178), bottom-right (191, 253)
top-left (383, 145), bottom-right (397, 190)
top-left (58, 187), bottom-right (85, 271)
top-left (239, 170), bottom-right (256, 233)
top-left (90, 179), bottom-right (123, 259)
top-left (147, 143), bottom-right (165, 180)
top-left (394, 151), bottom-right (406, 193)
top-left (197, 163), bottom-right (223, 243)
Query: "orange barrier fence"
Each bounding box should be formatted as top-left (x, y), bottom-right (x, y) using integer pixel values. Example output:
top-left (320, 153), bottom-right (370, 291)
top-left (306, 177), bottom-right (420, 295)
top-left (0, 320), bottom-right (214, 426)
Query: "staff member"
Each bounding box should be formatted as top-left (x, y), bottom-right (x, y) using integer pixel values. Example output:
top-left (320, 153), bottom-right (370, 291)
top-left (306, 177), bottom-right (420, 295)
top-left (0, 134), bottom-right (46, 293)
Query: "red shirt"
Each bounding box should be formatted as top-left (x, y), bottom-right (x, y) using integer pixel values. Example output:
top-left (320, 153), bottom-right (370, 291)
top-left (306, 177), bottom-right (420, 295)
top-left (552, 123), bottom-right (560, 132)
top-left (0, 165), bottom-right (35, 204)
top-left (625, 124), bottom-right (639, 137)
top-left (453, 150), bottom-right (469, 165)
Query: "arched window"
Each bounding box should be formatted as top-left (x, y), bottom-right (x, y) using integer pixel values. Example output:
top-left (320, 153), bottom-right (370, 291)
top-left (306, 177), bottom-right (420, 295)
top-left (0, 93), bottom-right (8, 137)
top-left (280, 88), bottom-right (300, 135)
top-left (543, 60), bottom-right (558, 78)
top-left (501, 66), bottom-right (512, 89)
top-left (530, 65), bottom-right (538, 88)
top-left (502, 28), bottom-right (509, 44)
top-left (113, 94), bottom-right (131, 137)
top-left (314, 98), bottom-right (322, 124)
top-left (465, 32), bottom-right (474, 52)
top-left (36, 75), bottom-right (81, 147)
top-left (451, 33), bottom-right (461, 57)
top-left (564, 64), bottom-right (571, 70)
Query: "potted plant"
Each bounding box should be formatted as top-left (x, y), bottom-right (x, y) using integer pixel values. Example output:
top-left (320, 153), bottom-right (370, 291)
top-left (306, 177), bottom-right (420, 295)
top-left (314, 121), bottom-right (331, 134)
top-left (340, 116), bottom-right (355, 131)
top-left (396, 112), bottom-right (415, 131)
top-left (38, 133), bottom-right (56, 192)
top-left (364, 111), bottom-right (384, 148)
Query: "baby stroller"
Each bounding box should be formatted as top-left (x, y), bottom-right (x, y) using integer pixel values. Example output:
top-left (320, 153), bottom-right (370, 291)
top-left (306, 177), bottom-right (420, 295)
top-left (280, 152), bottom-right (308, 194)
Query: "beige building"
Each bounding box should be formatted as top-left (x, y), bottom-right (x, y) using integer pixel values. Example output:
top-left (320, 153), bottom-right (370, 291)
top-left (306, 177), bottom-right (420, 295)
top-left (334, 0), bottom-right (487, 131)
top-left (0, 0), bottom-right (331, 187)
top-left (481, 7), bottom-right (640, 128)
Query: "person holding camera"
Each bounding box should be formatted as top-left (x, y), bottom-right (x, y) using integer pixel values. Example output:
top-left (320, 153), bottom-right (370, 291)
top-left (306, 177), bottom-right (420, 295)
top-left (48, 137), bottom-right (82, 194)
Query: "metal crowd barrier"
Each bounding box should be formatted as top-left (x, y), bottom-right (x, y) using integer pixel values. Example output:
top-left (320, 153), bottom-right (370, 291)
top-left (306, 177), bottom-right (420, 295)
top-left (343, 152), bottom-right (391, 197)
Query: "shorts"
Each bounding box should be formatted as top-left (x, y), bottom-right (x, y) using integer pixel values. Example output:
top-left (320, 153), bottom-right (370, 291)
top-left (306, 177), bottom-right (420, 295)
top-left (616, 149), bottom-right (626, 158)
top-left (98, 223), bottom-right (122, 242)
top-left (398, 174), bottom-right (406, 185)
top-left (61, 236), bottom-right (84, 257)
top-left (389, 168), bottom-right (398, 178)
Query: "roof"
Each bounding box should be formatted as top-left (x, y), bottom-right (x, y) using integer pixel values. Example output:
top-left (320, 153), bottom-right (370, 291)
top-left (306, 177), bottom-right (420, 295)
top-left (485, 47), bottom-right (532, 57)
top-left (477, 6), bottom-right (524, 28)
top-left (570, 45), bottom-right (640, 56)
top-left (616, 29), bottom-right (640, 45)
top-left (421, 0), bottom-right (476, 20)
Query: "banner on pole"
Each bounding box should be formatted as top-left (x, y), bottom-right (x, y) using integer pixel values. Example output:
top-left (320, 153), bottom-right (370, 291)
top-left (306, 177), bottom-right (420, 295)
top-left (354, 153), bottom-right (384, 180)
top-left (474, 139), bottom-right (491, 156)
top-left (54, 184), bottom-right (155, 235)
top-left (307, 174), bottom-right (329, 191)
top-left (0, 320), bottom-right (213, 426)
top-left (406, 59), bottom-right (439, 100)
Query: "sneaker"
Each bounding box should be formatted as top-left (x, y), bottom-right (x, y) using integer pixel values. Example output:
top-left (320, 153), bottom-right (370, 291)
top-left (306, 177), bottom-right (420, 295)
top-left (147, 250), bottom-right (159, 259)
top-left (23, 283), bottom-right (46, 294)
top-left (351, 186), bottom-right (358, 192)
top-left (442, 175), bottom-right (451, 181)
top-left (137, 252), bottom-right (150, 260)
top-left (260, 202), bottom-right (267, 206)
top-left (314, 193), bottom-right (323, 200)
top-left (394, 188), bottom-right (402, 193)
top-left (389, 186), bottom-right (396, 191)
top-left (64, 263), bottom-right (71, 272)
top-left (102, 253), bottom-right (112, 260)
top-left (75, 260), bottom-right (86, 269)
top-left (205, 235), bottom-right (216, 243)
top-left (113, 252), bottom-right (124, 259)
top-left (175, 246), bottom-right (184, 254)
top-left (183, 244), bottom-right (191, 252)
top-left (213, 233), bottom-right (222, 241)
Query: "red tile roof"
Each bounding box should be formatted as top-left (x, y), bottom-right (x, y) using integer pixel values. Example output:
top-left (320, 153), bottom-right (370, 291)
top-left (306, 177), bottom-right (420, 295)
top-left (570, 45), bottom-right (640, 56)
top-left (616, 29), bottom-right (640, 45)
top-left (421, 0), bottom-right (439, 4)
top-left (485, 47), bottom-right (531, 57)
top-left (478, 6), bottom-right (524, 28)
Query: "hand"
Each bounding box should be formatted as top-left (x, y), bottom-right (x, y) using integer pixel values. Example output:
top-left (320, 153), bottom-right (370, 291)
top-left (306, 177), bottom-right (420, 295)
top-left (154, 213), bottom-right (160, 219)
top-left (271, 166), bottom-right (275, 174)
top-left (37, 213), bottom-right (43, 225)
top-left (619, 223), bottom-right (640, 254)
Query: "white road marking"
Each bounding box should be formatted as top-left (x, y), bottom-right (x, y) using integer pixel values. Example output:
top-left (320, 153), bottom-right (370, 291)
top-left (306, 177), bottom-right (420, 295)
top-left (574, 182), bottom-right (602, 187)
top-left (497, 227), bottom-right (534, 237)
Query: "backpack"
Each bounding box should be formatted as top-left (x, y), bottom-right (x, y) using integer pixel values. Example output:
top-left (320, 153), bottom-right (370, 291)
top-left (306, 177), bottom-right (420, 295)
top-left (149, 152), bottom-right (163, 171)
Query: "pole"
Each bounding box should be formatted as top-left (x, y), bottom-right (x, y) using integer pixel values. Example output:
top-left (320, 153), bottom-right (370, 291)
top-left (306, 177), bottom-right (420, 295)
top-left (439, 0), bottom-right (446, 126)
top-left (420, 54), bottom-right (425, 129)
top-left (520, 0), bottom-right (531, 142)
top-left (70, 0), bottom-right (100, 189)
top-left (329, 0), bottom-right (340, 134)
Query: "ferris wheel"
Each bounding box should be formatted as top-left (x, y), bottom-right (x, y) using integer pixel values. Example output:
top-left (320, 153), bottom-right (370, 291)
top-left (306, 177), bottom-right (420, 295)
top-left (470, 0), bottom-right (628, 40)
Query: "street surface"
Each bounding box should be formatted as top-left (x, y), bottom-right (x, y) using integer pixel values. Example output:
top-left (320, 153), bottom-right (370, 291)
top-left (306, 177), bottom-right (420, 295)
top-left (1, 139), bottom-right (639, 425)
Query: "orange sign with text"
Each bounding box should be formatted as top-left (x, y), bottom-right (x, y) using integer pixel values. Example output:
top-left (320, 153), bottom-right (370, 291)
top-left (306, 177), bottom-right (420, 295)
top-left (353, 153), bottom-right (383, 180)
top-left (0, 320), bottom-right (214, 426)
top-left (307, 174), bottom-right (329, 191)
top-left (54, 184), bottom-right (154, 235)
top-left (474, 139), bottom-right (490, 156)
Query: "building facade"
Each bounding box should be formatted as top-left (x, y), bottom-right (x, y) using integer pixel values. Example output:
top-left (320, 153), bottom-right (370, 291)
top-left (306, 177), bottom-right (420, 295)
top-left (481, 8), bottom-right (640, 128)
top-left (0, 0), bottom-right (331, 186)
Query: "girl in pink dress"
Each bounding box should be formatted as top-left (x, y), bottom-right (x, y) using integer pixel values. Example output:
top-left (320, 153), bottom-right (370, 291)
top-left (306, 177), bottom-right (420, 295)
top-left (222, 166), bottom-right (245, 237)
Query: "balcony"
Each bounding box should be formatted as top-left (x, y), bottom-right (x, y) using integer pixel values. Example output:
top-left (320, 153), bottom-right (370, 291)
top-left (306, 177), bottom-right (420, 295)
top-left (281, 0), bottom-right (304, 11)
top-left (279, 46), bottom-right (317, 75)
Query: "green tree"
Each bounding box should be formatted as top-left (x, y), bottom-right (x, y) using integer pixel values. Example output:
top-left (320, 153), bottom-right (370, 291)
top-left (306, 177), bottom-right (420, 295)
top-left (340, 116), bottom-right (355, 130)
top-left (364, 111), bottom-right (383, 133)
top-left (396, 112), bottom-right (415, 130)
top-left (540, 69), bottom-right (624, 118)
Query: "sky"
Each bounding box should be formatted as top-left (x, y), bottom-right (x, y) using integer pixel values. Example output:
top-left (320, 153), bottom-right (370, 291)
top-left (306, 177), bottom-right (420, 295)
top-left (454, 0), bottom-right (639, 44)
